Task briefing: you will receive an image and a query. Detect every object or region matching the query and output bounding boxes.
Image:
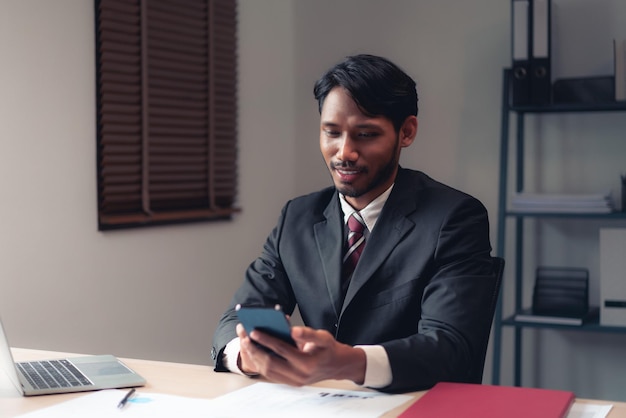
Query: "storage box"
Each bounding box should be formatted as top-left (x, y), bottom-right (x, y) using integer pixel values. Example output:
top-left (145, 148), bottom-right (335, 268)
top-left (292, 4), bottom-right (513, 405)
top-left (600, 228), bottom-right (626, 326)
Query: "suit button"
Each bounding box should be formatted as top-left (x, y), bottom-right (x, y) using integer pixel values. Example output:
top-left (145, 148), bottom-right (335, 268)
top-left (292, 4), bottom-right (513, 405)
top-left (334, 323), bottom-right (338, 328)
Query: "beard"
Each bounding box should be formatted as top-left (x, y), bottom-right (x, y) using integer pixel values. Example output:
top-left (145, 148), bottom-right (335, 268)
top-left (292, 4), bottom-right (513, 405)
top-left (331, 136), bottom-right (401, 198)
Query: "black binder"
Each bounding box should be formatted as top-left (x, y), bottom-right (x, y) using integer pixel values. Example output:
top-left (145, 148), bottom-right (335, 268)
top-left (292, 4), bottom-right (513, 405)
top-left (529, 0), bottom-right (551, 105)
top-left (511, 0), bottom-right (531, 105)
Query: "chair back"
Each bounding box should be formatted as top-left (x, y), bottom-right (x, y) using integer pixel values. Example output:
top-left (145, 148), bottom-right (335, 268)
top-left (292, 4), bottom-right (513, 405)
top-left (469, 256), bottom-right (505, 383)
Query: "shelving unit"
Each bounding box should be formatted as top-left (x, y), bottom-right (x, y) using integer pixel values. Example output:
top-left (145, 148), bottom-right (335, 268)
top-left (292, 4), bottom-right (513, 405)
top-left (491, 68), bottom-right (626, 386)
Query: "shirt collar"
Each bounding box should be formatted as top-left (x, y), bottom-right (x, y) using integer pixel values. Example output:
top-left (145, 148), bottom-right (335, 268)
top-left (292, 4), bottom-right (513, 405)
top-left (339, 184), bottom-right (394, 232)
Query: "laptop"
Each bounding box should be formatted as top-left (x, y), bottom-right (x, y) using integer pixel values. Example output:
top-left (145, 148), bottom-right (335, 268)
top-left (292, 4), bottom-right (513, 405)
top-left (0, 315), bottom-right (145, 396)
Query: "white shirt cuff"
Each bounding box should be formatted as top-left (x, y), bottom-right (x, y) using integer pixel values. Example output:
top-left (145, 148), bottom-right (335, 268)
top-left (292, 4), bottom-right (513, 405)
top-left (223, 337), bottom-right (247, 375)
top-left (355, 345), bottom-right (392, 388)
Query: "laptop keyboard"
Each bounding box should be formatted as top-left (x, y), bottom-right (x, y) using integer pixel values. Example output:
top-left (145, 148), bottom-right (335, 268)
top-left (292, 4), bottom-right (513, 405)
top-left (16, 359), bottom-right (93, 390)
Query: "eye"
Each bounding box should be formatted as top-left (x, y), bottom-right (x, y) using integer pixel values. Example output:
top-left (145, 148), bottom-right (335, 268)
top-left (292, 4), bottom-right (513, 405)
top-left (358, 131), bottom-right (380, 138)
top-left (324, 129), bottom-right (341, 138)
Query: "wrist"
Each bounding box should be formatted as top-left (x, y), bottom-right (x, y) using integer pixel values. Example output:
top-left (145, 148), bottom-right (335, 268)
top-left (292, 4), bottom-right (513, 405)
top-left (237, 353), bottom-right (260, 377)
top-left (335, 345), bottom-right (366, 385)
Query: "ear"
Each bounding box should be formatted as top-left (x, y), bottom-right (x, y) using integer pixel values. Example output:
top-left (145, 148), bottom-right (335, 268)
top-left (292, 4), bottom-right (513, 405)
top-left (399, 116), bottom-right (417, 148)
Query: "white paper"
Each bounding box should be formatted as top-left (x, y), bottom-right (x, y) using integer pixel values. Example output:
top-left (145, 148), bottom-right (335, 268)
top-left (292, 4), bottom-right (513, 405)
top-left (207, 382), bottom-right (412, 418)
top-left (567, 402), bottom-right (613, 418)
top-left (15, 383), bottom-right (412, 418)
top-left (510, 191), bottom-right (615, 213)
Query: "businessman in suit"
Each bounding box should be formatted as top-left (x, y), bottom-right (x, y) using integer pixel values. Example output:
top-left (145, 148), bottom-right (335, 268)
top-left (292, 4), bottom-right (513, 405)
top-left (212, 54), bottom-right (495, 393)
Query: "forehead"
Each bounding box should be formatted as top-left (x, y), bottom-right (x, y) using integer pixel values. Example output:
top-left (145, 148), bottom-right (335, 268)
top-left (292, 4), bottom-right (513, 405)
top-left (320, 87), bottom-right (388, 127)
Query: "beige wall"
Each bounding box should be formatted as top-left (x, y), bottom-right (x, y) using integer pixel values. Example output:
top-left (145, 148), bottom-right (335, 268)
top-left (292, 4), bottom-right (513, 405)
top-left (1, 0), bottom-right (625, 401)
top-left (0, 0), bottom-right (297, 366)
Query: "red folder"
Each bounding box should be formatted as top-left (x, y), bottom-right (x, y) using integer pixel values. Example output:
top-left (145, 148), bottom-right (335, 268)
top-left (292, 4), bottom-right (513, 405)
top-left (399, 382), bottom-right (575, 418)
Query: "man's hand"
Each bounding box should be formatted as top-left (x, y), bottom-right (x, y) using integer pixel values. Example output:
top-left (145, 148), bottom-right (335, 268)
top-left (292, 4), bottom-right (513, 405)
top-left (235, 323), bottom-right (366, 386)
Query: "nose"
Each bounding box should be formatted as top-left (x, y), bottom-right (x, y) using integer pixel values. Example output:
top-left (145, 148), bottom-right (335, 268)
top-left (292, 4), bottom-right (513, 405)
top-left (336, 135), bottom-right (358, 162)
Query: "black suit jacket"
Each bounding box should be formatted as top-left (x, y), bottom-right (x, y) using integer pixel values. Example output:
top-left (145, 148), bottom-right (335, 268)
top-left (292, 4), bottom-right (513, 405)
top-left (212, 168), bottom-right (495, 393)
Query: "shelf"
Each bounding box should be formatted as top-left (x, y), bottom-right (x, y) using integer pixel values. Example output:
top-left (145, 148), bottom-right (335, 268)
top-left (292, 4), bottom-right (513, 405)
top-left (492, 68), bottom-right (626, 387)
top-left (501, 315), bottom-right (626, 334)
top-left (505, 211), bottom-right (626, 219)
top-left (510, 101), bottom-right (626, 114)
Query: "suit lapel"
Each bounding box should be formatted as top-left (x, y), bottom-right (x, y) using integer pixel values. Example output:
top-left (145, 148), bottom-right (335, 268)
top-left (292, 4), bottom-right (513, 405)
top-left (342, 170), bottom-right (418, 312)
top-left (314, 194), bottom-right (344, 316)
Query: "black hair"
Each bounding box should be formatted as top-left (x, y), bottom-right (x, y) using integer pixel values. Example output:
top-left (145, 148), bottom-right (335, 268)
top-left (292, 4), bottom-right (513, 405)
top-left (313, 54), bottom-right (418, 132)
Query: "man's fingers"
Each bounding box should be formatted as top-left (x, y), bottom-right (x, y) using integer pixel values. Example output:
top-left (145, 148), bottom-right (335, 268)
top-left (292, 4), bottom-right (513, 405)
top-left (249, 330), bottom-right (295, 358)
top-left (291, 326), bottom-right (333, 347)
top-left (301, 342), bottom-right (317, 353)
top-left (236, 323), bottom-right (248, 338)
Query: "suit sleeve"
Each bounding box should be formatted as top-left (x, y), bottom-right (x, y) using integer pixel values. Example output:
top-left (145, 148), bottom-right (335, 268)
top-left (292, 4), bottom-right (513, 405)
top-left (211, 203), bottom-right (297, 370)
top-left (380, 195), bottom-right (495, 392)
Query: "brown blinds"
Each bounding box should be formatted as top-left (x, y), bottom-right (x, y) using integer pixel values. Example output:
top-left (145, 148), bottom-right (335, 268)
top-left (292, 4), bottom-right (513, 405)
top-left (96, 0), bottom-right (238, 230)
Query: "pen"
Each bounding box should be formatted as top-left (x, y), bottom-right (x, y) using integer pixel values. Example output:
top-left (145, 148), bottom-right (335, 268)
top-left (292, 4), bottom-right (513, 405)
top-left (117, 388), bottom-right (136, 409)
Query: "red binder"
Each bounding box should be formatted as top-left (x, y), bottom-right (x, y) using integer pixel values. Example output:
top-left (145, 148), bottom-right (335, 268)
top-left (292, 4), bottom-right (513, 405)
top-left (399, 382), bottom-right (575, 418)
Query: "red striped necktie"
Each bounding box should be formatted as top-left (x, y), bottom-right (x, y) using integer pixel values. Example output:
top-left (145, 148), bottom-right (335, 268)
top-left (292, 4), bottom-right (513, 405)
top-left (342, 212), bottom-right (366, 283)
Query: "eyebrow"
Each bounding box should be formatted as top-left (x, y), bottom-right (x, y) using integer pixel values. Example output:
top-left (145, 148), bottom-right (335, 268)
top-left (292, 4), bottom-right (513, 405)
top-left (321, 121), bottom-right (383, 129)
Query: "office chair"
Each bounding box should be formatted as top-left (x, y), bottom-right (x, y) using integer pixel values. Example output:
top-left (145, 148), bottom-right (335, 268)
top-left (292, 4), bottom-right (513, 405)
top-left (468, 256), bottom-right (505, 384)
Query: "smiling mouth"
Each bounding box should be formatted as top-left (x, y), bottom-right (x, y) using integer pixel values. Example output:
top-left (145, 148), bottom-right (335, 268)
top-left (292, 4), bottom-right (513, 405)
top-left (332, 164), bottom-right (366, 183)
top-left (336, 168), bottom-right (360, 175)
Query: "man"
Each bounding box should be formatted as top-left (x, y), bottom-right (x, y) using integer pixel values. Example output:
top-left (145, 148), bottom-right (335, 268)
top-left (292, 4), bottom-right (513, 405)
top-left (212, 54), bottom-right (495, 393)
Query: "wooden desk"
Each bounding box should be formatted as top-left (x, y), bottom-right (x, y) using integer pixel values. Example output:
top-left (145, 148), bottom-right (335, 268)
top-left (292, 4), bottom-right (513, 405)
top-left (2, 348), bottom-right (625, 417)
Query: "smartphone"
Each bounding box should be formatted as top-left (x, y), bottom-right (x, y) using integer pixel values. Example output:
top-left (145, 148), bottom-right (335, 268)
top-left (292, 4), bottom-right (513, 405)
top-left (235, 304), bottom-right (296, 349)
